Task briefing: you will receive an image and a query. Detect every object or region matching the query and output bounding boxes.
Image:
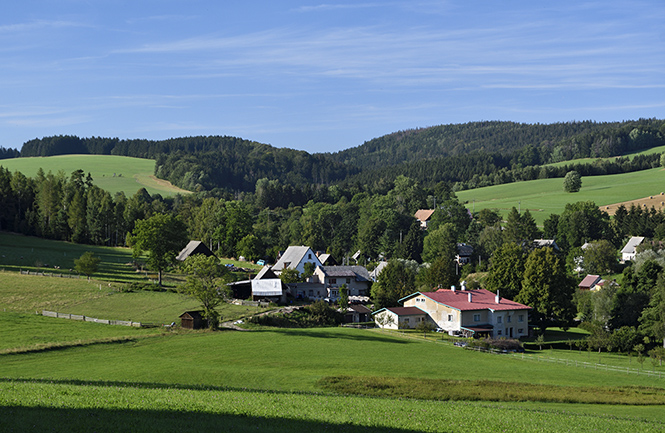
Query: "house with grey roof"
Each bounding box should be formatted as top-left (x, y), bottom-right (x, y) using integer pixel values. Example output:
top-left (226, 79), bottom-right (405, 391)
top-left (621, 236), bottom-right (645, 262)
top-left (272, 246), bottom-right (322, 274)
top-left (312, 265), bottom-right (372, 300)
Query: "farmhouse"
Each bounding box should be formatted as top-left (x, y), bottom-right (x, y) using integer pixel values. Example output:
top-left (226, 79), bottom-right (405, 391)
top-left (375, 286), bottom-right (531, 338)
top-left (227, 266), bottom-right (288, 303)
top-left (311, 265), bottom-right (372, 298)
top-left (272, 246), bottom-right (322, 274)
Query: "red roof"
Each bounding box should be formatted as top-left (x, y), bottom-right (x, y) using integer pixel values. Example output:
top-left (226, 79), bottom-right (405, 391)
top-left (386, 307), bottom-right (425, 316)
top-left (579, 274), bottom-right (601, 288)
top-left (414, 209), bottom-right (435, 222)
top-left (414, 289), bottom-right (530, 311)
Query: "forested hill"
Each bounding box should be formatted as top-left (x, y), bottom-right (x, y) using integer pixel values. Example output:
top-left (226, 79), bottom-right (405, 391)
top-left (329, 120), bottom-right (665, 169)
top-left (19, 135), bottom-right (356, 192)
top-left (18, 119), bottom-right (665, 194)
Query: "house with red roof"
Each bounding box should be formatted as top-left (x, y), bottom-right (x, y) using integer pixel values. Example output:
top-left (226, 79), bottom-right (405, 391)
top-left (374, 286), bottom-right (531, 338)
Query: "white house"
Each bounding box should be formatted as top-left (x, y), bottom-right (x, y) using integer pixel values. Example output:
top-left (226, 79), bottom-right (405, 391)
top-left (372, 307), bottom-right (427, 330)
top-left (272, 246), bottom-right (322, 275)
top-left (384, 288), bottom-right (531, 339)
top-left (621, 236), bottom-right (645, 262)
top-left (414, 209), bottom-right (435, 229)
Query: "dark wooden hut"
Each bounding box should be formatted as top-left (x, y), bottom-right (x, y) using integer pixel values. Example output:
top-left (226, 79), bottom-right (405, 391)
top-left (179, 310), bottom-right (206, 329)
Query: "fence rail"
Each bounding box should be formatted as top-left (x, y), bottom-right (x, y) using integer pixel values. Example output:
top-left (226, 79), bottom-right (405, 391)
top-left (380, 329), bottom-right (664, 380)
top-left (20, 270), bottom-right (81, 278)
top-left (42, 310), bottom-right (146, 328)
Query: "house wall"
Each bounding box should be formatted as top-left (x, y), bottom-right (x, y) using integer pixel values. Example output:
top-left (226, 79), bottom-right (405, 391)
top-left (312, 268), bottom-right (370, 297)
top-left (374, 311), bottom-right (399, 329)
top-left (403, 296), bottom-right (458, 333)
top-left (488, 309), bottom-right (529, 338)
top-left (294, 249), bottom-right (322, 274)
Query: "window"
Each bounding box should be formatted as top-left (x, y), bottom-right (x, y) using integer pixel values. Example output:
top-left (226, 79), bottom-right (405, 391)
top-left (308, 253), bottom-right (312, 259)
top-left (405, 318), bottom-right (410, 323)
top-left (518, 315), bottom-right (524, 322)
top-left (308, 290), bottom-right (313, 297)
top-left (507, 315), bottom-right (511, 323)
top-left (330, 278), bottom-right (337, 284)
top-left (448, 314), bottom-right (453, 322)
top-left (518, 328), bottom-right (524, 334)
top-left (497, 316), bottom-right (502, 324)
top-left (497, 330), bottom-right (502, 336)
top-left (346, 278), bottom-right (351, 284)
top-left (473, 314), bottom-right (480, 322)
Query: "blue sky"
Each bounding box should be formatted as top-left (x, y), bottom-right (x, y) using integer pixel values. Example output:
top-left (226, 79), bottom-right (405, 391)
top-left (2, 1), bottom-right (664, 154)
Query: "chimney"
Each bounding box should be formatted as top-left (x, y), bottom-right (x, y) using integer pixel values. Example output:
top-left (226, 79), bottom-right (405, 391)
top-left (468, 292), bottom-right (472, 303)
top-left (495, 290), bottom-right (500, 304)
top-left (461, 280), bottom-right (467, 291)
top-left (451, 285), bottom-right (456, 292)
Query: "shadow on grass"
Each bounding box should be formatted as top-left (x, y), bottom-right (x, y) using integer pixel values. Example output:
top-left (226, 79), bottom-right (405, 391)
top-left (0, 405), bottom-right (427, 433)
top-left (254, 328), bottom-right (413, 344)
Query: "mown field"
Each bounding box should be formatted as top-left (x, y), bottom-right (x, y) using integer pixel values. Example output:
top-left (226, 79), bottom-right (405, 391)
top-left (0, 154), bottom-right (190, 197)
top-left (457, 166), bottom-right (665, 224)
top-left (1, 319), bottom-right (664, 432)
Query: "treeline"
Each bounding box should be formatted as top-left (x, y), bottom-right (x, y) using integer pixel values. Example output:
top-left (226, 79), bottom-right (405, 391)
top-left (329, 119), bottom-right (665, 169)
top-left (19, 135), bottom-right (356, 192)
top-left (16, 119), bottom-right (665, 195)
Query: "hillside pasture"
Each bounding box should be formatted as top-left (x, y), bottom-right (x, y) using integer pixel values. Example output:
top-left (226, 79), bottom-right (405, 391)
top-left (0, 154), bottom-right (190, 197)
top-left (545, 144), bottom-right (665, 168)
top-left (1, 325), bottom-right (664, 431)
top-left (457, 167), bottom-right (665, 224)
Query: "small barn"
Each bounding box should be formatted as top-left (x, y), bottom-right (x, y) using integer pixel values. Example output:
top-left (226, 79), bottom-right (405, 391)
top-left (179, 310), bottom-right (206, 329)
top-left (176, 241), bottom-right (216, 262)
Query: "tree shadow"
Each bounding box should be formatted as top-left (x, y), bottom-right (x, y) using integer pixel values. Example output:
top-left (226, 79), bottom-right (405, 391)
top-left (0, 405), bottom-right (429, 433)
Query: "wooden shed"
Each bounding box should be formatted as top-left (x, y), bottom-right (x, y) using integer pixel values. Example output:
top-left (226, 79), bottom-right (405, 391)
top-left (179, 310), bottom-right (206, 329)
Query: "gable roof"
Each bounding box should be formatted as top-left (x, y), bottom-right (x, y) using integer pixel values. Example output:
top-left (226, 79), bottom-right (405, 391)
top-left (176, 240), bottom-right (215, 261)
top-left (456, 243), bottom-right (474, 256)
top-left (373, 306), bottom-right (425, 316)
top-left (348, 304), bottom-right (372, 314)
top-left (401, 289), bottom-right (531, 312)
top-left (533, 239), bottom-right (559, 250)
top-left (621, 236), bottom-right (645, 254)
top-left (414, 209), bottom-right (435, 222)
top-left (273, 246), bottom-right (320, 271)
top-left (251, 279), bottom-right (285, 297)
top-left (254, 266), bottom-right (279, 280)
top-left (319, 265), bottom-right (371, 282)
top-left (369, 261), bottom-right (388, 281)
top-left (579, 274), bottom-right (602, 288)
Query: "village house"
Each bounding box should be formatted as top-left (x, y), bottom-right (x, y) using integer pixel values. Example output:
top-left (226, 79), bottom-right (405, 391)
top-left (311, 265), bottom-right (372, 298)
top-left (272, 245), bottom-right (322, 274)
top-left (227, 266), bottom-right (288, 303)
top-left (414, 209), bottom-right (435, 229)
top-left (578, 274), bottom-right (603, 291)
top-left (374, 285), bottom-right (531, 339)
top-left (621, 236), bottom-right (645, 262)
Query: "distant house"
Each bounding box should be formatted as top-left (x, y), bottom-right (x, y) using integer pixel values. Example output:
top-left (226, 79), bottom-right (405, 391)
top-left (414, 209), bottom-right (436, 229)
top-left (579, 274), bottom-right (602, 290)
top-left (176, 241), bottom-right (216, 261)
top-left (621, 236), bottom-right (645, 262)
top-left (179, 310), bottom-right (206, 329)
top-left (345, 304), bottom-right (373, 323)
top-left (533, 239), bottom-right (559, 250)
top-left (372, 307), bottom-right (427, 330)
top-left (312, 265), bottom-right (372, 299)
top-left (317, 253), bottom-right (338, 266)
top-left (369, 261), bottom-right (388, 282)
top-left (272, 246), bottom-right (322, 274)
top-left (375, 288), bottom-right (531, 338)
top-left (456, 243), bottom-right (474, 265)
top-left (288, 281), bottom-right (327, 300)
top-left (227, 266), bottom-right (288, 303)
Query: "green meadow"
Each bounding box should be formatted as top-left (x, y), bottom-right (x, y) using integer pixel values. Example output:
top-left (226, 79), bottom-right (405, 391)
top-left (457, 166), bottom-right (665, 224)
top-left (0, 154), bottom-right (190, 197)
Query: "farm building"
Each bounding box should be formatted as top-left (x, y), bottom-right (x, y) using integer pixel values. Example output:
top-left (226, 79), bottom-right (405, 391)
top-left (179, 311), bottom-right (206, 329)
top-left (372, 307), bottom-right (427, 330)
top-left (272, 246), bottom-right (322, 274)
top-left (176, 241), bottom-right (216, 261)
top-left (621, 236), bottom-right (645, 262)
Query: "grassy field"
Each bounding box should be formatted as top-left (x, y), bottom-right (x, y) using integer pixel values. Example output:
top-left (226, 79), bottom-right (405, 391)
top-left (1, 323), bottom-right (664, 431)
top-left (545, 144), bottom-right (665, 168)
top-left (0, 154), bottom-right (190, 197)
top-left (457, 166), bottom-right (665, 224)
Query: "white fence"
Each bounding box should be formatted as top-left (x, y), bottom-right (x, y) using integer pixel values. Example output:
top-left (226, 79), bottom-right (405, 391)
top-left (42, 310), bottom-right (145, 327)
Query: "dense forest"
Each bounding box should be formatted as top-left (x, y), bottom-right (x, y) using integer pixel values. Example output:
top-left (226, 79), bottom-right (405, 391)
top-left (17, 119), bottom-right (665, 195)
